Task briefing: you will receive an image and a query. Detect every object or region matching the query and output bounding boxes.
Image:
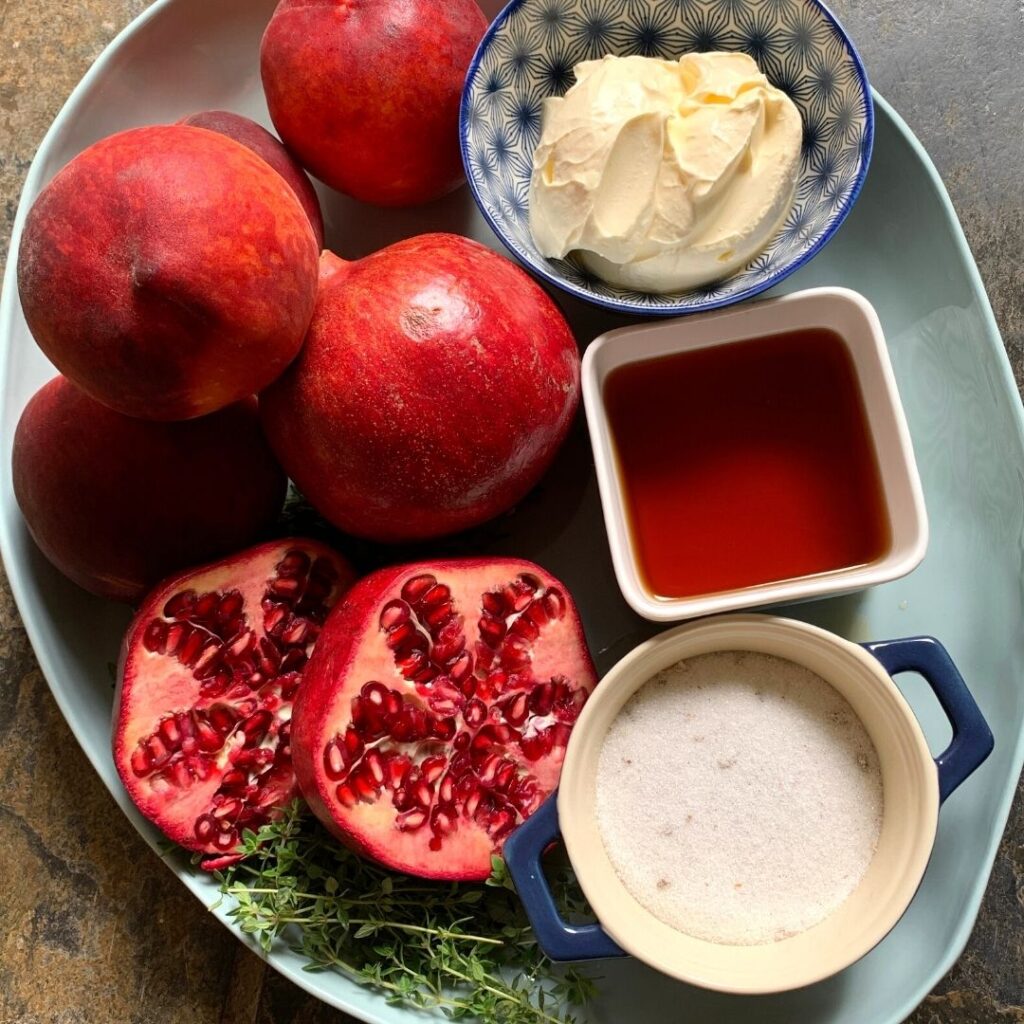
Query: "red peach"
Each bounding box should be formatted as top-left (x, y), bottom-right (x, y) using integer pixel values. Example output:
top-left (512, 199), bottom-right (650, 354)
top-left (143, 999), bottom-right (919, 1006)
top-left (17, 125), bottom-right (319, 421)
top-left (260, 0), bottom-right (487, 207)
top-left (12, 376), bottom-right (287, 603)
top-left (179, 110), bottom-right (325, 248)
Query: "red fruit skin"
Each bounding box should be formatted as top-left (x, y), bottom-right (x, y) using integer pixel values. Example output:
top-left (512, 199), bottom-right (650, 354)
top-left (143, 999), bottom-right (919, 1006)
top-left (12, 376), bottom-right (287, 603)
top-left (16, 125), bottom-right (319, 420)
top-left (114, 539), bottom-right (356, 865)
top-left (179, 111), bottom-right (325, 248)
top-left (291, 558), bottom-right (597, 880)
top-left (260, 0), bottom-right (487, 206)
top-left (260, 234), bottom-right (581, 542)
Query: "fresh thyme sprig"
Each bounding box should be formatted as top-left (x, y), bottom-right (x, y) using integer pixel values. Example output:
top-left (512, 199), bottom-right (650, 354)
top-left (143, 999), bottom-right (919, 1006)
top-left (213, 802), bottom-right (596, 1023)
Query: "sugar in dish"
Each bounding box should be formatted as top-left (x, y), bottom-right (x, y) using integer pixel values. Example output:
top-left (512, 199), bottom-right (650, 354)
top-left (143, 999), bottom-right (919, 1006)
top-left (595, 651), bottom-right (883, 946)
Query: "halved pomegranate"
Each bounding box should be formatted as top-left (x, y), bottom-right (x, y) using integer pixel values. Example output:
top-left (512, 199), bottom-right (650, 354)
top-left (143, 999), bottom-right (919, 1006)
top-left (291, 558), bottom-right (597, 881)
top-left (114, 539), bottom-right (356, 869)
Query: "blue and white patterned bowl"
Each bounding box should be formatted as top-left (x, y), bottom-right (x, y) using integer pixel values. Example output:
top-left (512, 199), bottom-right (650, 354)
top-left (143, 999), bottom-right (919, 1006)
top-left (460, 0), bottom-right (874, 316)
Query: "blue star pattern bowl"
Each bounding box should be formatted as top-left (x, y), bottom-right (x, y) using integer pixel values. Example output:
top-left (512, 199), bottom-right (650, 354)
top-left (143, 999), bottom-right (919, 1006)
top-left (460, 0), bottom-right (874, 316)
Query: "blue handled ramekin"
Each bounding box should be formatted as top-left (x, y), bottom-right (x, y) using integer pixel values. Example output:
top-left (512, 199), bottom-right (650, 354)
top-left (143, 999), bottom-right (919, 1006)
top-left (504, 614), bottom-right (993, 994)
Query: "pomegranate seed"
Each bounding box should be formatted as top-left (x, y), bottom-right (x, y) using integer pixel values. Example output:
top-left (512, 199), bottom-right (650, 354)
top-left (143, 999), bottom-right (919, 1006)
top-left (194, 815), bottom-right (216, 841)
top-left (387, 755), bottom-right (412, 790)
top-left (216, 591), bottom-right (244, 622)
top-left (397, 809), bottom-right (428, 831)
top-left (164, 623), bottom-right (188, 658)
top-left (324, 740), bottom-right (345, 779)
top-left (478, 616), bottom-right (506, 647)
top-left (525, 600), bottom-right (549, 627)
top-left (518, 572), bottom-right (542, 592)
top-left (163, 589), bottom-right (196, 619)
top-left (530, 682), bottom-right (555, 716)
top-left (454, 731), bottom-right (471, 751)
top-left (365, 750), bottom-right (386, 785)
top-left (194, 717), bottom-right (223, 752)
top-left (207, 704), bottom-right (238, 735)
top-left (214, 829), bottom-right (237, 850)
top-left (263, 606), bottom-right (287, 633)
top-left (379, 600), bottom-right (411, 631)
top-left (143, 620), bottom-right (167, 654)
top-left (178, 629), bottom-right (206, 667)
top-left (213, 798), bottom-right (241, 819)
top-left (489, 809), bottom-right (516, 840)
top-left (449, 651), bottom-right (474, 682)
top-left (280, 619), bottom-right (311, 645)
top-left (520, 729), bottom-right (553, 761)
top-left (542, 588), bottom-right (566, 620)
top-left (258, 638), bottom-right (282, 675)
top-left (159, 717), bottom-right (182, 748)
top-left (433, 717), bottom-right (457, 741)
top-left (401, 574), bottom-right (437, 604)
top-left (501, 692), bottom-right (529, 726)
top-left (227, 630), bottom-right (255, 658)
top-left (280, 649), bottom-right (307, 674)
top-left (431, 809), bottom-right (454, 835)
top-left (463, 787), bottom-right (482, 817)
top-left (343, 726), bottom-right (364, 765)
top-left (130, 746), bottom-right (150, 776)
top-left (481, 591), bottom-right (503, 615)
top-left (385, 621), bottom-right (420, 650)
top-left (193, 641), bottom-right (224, 677)
top-left (510, 615), bottom-right (540, 642)
top-left (220, 769), bottom-right (248, 792)
top-left (478, 753), bottom-right (502, 786)
top-left (414, 781), bottom-right (433, 808)
top-left (241, 710), bottom-right (273, 747)
top-left (193, 592), bottom-right (219, 620)
top-left (421, 755), bottom-right (447, 784)
top-left (439, 775), bottom-right (454, 804)
top-left (464, 699), bottom-right (487, 728)
top-left (354, 772), bottom-right (380, 802)
top-left (335, 783), bottom-right (357, 807)
top-left (199, 671), bottom-right (232, 699)
top-left (277, 550), bottom-right (311, 577)
top-left (270, 577), bottom-right (301, 598)
top-left (421, 583), bottom-right (451, 608)
top-left (363, 681), bottom-right (389, 705)
top-left (495, 760), bottom-right (517, 791)
top-left (499, 638), bottom-right (531, 672)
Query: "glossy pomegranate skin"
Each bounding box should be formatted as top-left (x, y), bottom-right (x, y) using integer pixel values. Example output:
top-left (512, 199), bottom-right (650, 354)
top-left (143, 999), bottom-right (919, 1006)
top-left (260, 235), bottom-right (581, 543)
top-left (12, 376), bottom-right (287, 603)
top-left (291, 558), bottom-right (597, 881)
top-left (260, 0), bottom-right (487, 206)
top-left (114, 539), bottom-right (356, 867)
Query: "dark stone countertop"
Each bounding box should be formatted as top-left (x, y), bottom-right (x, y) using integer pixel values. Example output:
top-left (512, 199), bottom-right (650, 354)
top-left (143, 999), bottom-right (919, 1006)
top-left (0, 1), bottom-right (1021, 1021)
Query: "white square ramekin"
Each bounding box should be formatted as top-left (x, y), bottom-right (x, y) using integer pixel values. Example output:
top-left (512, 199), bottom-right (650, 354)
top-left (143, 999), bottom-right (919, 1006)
top-left (581, 287), bottom-right (928, 622)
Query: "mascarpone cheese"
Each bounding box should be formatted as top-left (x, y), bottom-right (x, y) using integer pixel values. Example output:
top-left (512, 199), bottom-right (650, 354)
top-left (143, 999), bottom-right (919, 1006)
top-left (528, 52), bottom-right (803, 293)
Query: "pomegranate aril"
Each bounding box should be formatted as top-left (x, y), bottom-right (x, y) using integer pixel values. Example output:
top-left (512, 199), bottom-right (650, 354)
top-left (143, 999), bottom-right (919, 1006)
top-left (454, 731), bottom-right (471, 752)
top-left (364, 750), bottom-right (386, 785)
top-left (433, 717), bottom-right (457, 741)
top-left (213, 797), bottom-right (241, 819)
top-left (280, 649), bottom-right (307, 675)
top-left (241, 710), bottom-right (273, 747)
top-left (159, 716), bottom-right (182, 748)
top-left (494, 760), bottom-right (517, 791)
top-left (207, 703), bottom-right (238, 735)
top-left (489, 808), bottom-right (516, 840)
top-left (216, 591), bottom-right (244, 622)
top-left (509, 614), bottom-right (540, 642)
top-left (311, 556), bottom-right (339, 583)
top-left (379, 600), bottom-right (411, 631)
top-left (449, 652), bottom-right (474, 683)
top-left (478, 616), bottom-right (506, 647)
top-left (421, 755), bottom-right (447, 784)
top-left (499, 638), bottom-right (531, 671)
top-left (258, 638), bottom-right (282, 675)
top-left (214, 829), bottom-right (237, 850)
top-left (520, 729), bottom-right (554, 761)
top-left (195, 815), bottom-right (216, 842)
top-left (542, 588), bottom-right (566, 620)
top-left (194, 717), bottom-right (224, 752)
top-left (464, 698), bottom-right (487, 728)
top-left (279, 619), bottom-right (312, 645)
top-left (193, 592), bottom-right (220, 620)
top-left (414, 781), bottom-right (433, 808)
top-left (163, 589), bottom-right (196, 619)
top-left (324, 740), bottom-right (345, 779)
top-left (143, 620), bottom-right (167, 654)
top-left (130, 746), bottom-right (150, 777)
top-left (353, 771), bottom-right (380, 802)
top-left (501, 692), bottom-right (529, 727)
top-left (481, 591), bottom-right (503, 615)
top-left (178, 629), bottom-right (206, 667)
top-left (397, 809), bottom-right (427, 831)
top-left (220, 769), bottom-right (248, 792)
top-left (422, 603), bottom-right (453, 631)
top-left (478, 753), bottom-right (502, 786)
top-left (270, 577), bottom-right (302, 598)
top-left (431, 808), bottom-right (455, 835)
top-left (401, 574), bottom-right (437, 604)
top-left (336, 783), bottom-right (357, 808)
top-left (263, 605), bottom-right (288, 633)
top-left (193, 641), bottom-right (224, 678)
top-left (439, 775), bottom-right (454, 804)
top-left (518, 572), bottom-right (542, 591)
top-left (277, 550), bottom-right (311, 577)
top-left (387, 754), bottom-right (412, 790)
top-left (530, 682), bottom-right (555, 716)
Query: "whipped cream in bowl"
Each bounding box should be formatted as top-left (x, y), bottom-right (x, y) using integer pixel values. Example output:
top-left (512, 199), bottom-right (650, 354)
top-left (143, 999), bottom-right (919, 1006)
top-left (528, 52), bottom-right (803, 294)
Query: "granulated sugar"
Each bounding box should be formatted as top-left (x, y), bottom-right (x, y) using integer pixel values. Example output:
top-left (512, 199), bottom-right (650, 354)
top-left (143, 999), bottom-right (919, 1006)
top-left (595, 651), bottom-right (883, 945)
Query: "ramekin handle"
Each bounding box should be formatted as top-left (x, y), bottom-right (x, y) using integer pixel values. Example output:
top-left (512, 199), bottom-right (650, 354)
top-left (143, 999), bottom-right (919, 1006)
top-left (503, 792), bottom-right (625, 961)
top-left (863, 636), bottom-right (994, 802)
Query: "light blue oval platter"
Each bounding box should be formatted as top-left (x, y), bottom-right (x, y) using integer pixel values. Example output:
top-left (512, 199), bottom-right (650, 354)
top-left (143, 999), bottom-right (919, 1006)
top-left (0, 2), bottom-right (1022, 1023)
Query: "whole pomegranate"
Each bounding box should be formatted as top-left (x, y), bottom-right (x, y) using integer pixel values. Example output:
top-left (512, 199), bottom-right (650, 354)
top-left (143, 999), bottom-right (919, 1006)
top-left (260, 235), bottom-right (580, 543)
top-left (17, 125), bottom-right (319, 420)
top-left (291, 558), bottom-right (597, 880)
top-left (260, 0), bottom-right (487, 206)
top-left (12, 376), bottom-right (287, 603)
top-left (179, 111), bottom-right (325, 248)
top-left (114, 539), bottom-right (355, 868)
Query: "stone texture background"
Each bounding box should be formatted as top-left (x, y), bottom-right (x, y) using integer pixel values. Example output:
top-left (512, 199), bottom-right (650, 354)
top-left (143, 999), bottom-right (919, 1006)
top-left (0, 1), bottom-right (1022, 1022)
